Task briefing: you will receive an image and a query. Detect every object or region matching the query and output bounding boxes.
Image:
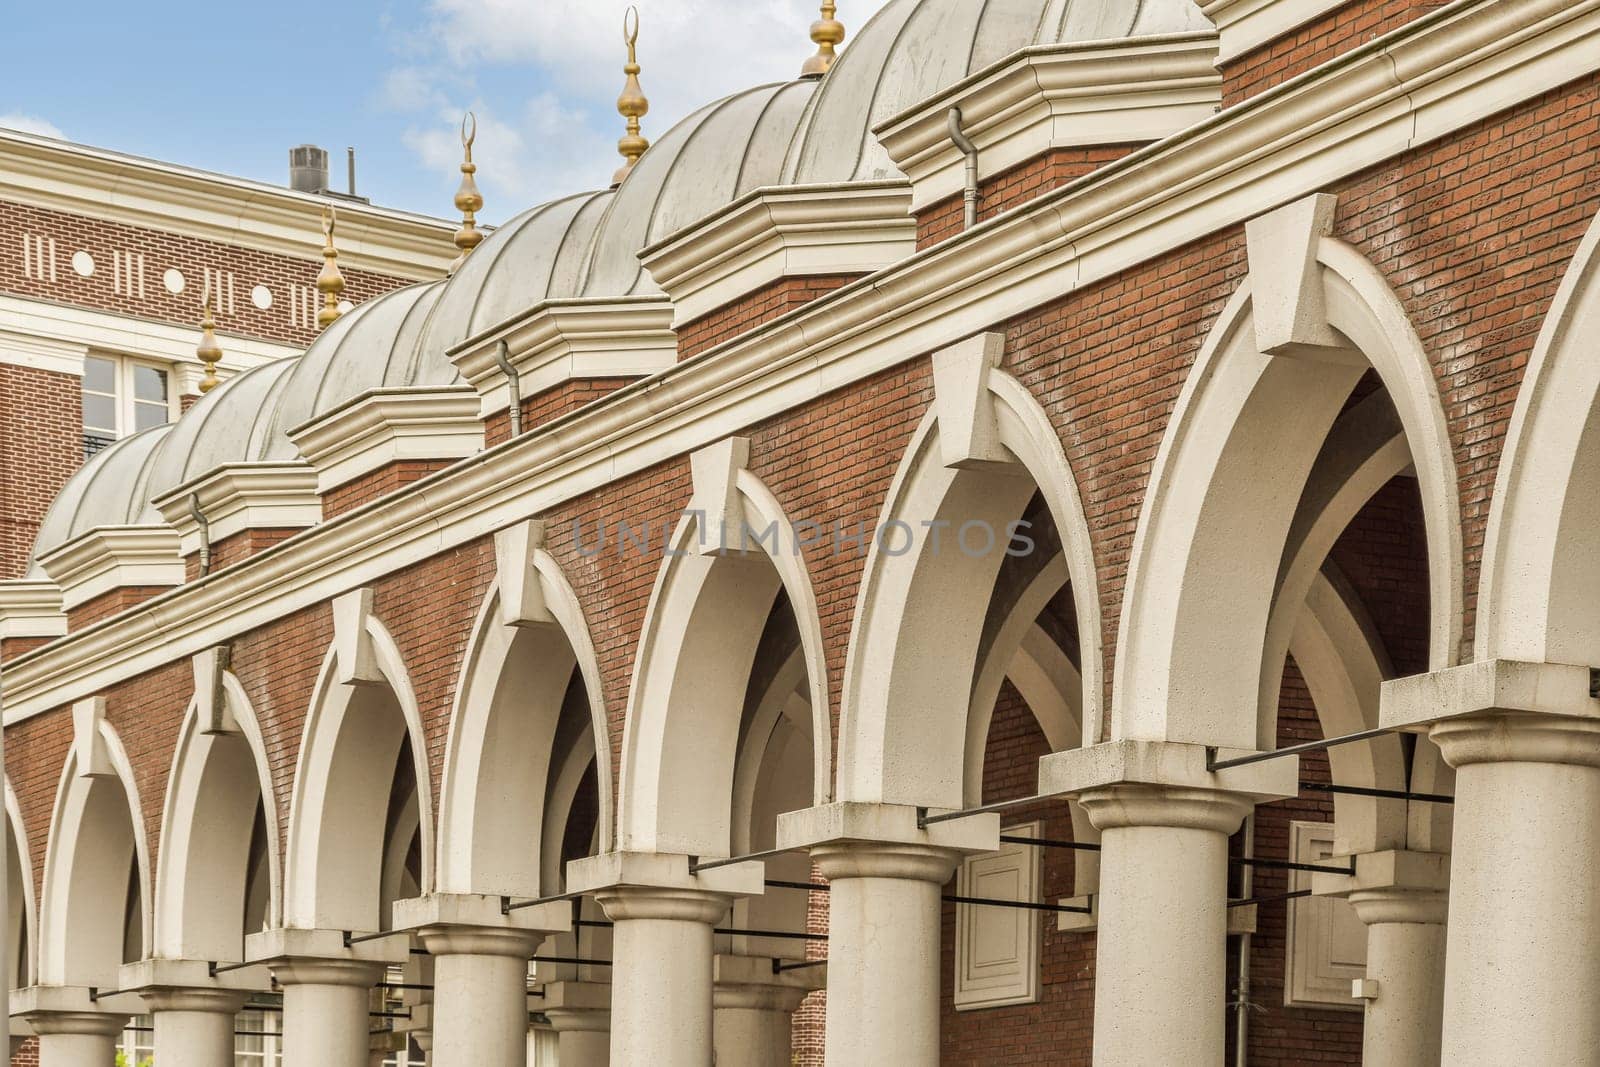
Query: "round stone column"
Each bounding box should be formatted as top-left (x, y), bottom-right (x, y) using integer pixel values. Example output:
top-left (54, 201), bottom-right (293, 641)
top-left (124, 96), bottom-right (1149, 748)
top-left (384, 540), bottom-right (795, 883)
top-left (1431, 711), bottom-right (1600, 1064)
top-left (273, 958), bottom-right (386, 1067)
top-left (28, 1011), bottom-right (129, 1067)
top-left (595, 886), bottom-right (728, 1067)
top-left (417, 926), bottom-right (539, 1067)
top-left (811, 842), bottom-right (958, 1067)
top-left (1349, 886), bottom-right (1447, 1067)
top-left (713, 977), bottom-right (809, 1066)
top-left (145, 987), bottom-right (249, 1067)
top-left (544, 1008), bottom-right (610, 1066)
top-left (1078, 784), bottom-right (1252, 1067)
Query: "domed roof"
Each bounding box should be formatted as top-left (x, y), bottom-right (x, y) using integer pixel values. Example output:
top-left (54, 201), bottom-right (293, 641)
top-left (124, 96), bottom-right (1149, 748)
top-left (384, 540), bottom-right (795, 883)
top-left (266, 281), bottom-right (449, 439)
top-left (144, 357), bottom-right (299, 504)
top-left (781, 0), bottom-right (1211, 185)
top-left (580, 78), bottom-right (817, 297)
top-left (27, 424), bottom-right (173, 576)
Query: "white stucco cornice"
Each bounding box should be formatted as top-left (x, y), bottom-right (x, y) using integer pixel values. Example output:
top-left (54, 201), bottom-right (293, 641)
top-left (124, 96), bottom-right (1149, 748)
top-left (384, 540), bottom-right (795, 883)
top-left (875, 34), bottom-right (1222, 213)
top-left (448, 297), bottom-right (677, 418)
top-left (639, 182), bottom-right (917, 328)
top-left (0, 581), bottom-right (66, 642)
top-left (34, 526), bottom-right (183, 611)
top-left (289, 387), bottom-right (485, 495)
top-left (2, 0), bottom-right (1595, 721)
top-left (0, 128), bottom-right (457, 281)
top-left (1200, 0), bottom-right (1349, 64)
top-left (152, 463), bottom-right (322, 558)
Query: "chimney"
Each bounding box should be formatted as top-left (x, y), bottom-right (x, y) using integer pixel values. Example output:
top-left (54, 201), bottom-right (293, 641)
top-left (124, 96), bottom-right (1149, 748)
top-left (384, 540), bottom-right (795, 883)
top-left (289, 145), bottom-right (329, 194)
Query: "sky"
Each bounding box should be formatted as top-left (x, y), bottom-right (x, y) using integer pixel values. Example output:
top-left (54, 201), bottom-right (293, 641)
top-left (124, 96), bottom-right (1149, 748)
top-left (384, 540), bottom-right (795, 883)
top-left (2, 0), bottom-right (892, 225)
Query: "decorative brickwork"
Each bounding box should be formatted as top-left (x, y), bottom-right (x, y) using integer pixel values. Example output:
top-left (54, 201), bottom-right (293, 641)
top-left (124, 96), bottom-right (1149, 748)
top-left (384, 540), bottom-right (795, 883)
top-left (0, 364), bottom-right (82, 580)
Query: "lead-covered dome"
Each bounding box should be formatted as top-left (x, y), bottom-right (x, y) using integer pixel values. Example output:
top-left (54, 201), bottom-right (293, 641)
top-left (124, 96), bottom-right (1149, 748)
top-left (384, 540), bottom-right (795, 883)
top-left (27, 424), bottom-right (173, 576)
top-left (143, 357), bottom-right (299, 505)
top-left (781, 0), bottom-right (1211, 184)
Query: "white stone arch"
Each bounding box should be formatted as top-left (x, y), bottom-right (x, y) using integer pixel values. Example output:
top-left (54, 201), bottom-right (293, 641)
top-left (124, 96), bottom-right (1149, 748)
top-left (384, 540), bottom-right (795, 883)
top-left (154, 669), bottom-right (282, 961)
top-left (284, 594), bottom-right (433, 932)
top-left (1115, 202), bottom-right (1462, 750)
top-left (619, 442), bottom-right (832, 856)
top-left (6, 781), bottom-right (38, 989)
top-left (838, 342), bottom-right (1103, 810)
top-left (1478, 206), bottom-right (1600, 664)
top-left (437, 528), bottom-right (614, 898)
top-left (37, 712), bottom-right (152, 987)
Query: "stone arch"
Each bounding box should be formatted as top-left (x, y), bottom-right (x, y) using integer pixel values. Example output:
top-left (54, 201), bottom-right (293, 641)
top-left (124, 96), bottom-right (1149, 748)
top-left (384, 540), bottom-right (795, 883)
top-left (6, 781), bottom-right (37, 990)
top-left (36, 713), bottom-right (151, 987)
top-left (619, 442), bottom-right (831, 856)
top-left (154, 668), bottom-right (281, 961)
top-left (1477, 206), bottom-right (1600, 664)
top-left (436, 528), bottom-right (613, 898)
top-left (838, 343), bottom-right (1102, 810)
top-left (284, 594), bottom-right (433, 932)
top-left (1115, 201), bottom-right (1462, 750)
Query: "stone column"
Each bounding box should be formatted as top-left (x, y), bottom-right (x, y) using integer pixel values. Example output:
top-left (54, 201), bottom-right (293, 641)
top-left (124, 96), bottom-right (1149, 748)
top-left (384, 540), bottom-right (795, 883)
top-left (538, 981), bottom-right (610, 1067)
top-left (712, 954), bottom-right (818, 1067)
top-left (567, 852), bottom-right (763, 1067)
top-left (12, 987), bottom-right (131, 1067)
top-left (145, 988), bottom-right (249, 1067)
top-left (247, 928), bottom-right (409, 1067)
top-left (776, 802), bottom-right (998, 1067)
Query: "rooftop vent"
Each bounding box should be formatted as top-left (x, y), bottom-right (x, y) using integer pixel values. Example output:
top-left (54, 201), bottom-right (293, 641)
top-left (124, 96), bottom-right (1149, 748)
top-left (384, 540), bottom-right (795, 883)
top-left (289, 145), bottom-right (329, 194)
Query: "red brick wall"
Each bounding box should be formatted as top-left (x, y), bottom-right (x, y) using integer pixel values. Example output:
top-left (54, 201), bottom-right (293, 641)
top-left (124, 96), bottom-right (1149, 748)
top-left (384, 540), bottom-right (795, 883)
top-left (917, 145), bottom-right (1146, 250)
top-left (1221, 0), bottom-right (1450, 107)
top-left (0, 199), bottom-right (417, 347)
top-left (184, 527), bottom-right (303, 580)
top-left (676, 274), bottom-right (863, 360)
top-left (484, 379), bottom-right (635, 448)
top-left (322, 461), bottom-right (454, 520)
top-left (66, 585), bottom-right (172, 631)
top-left (9, 1037), bottom-right (38, 1066)
top-left (0, 364), bottom-right (82, 579)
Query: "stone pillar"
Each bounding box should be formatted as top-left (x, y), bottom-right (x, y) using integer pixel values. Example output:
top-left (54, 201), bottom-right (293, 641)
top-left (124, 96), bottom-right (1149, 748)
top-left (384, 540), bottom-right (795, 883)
top-left (567, 852), bottom-right (763, 1067)
top-left (1038, 739), bottom-right (1297, 1067)
top-left (539, 981), bottom-right (610, 1067)
top-left (247, 928), bottom-right (409, 1067)
top-left (146, 988), bottom-right (249, 1067)
top-left (12, 987), bottom-right (130, 1067)
top-left (776, 802), bottom-right (998, 1067)
top-left (712, 954), bottom-right (817, 1067)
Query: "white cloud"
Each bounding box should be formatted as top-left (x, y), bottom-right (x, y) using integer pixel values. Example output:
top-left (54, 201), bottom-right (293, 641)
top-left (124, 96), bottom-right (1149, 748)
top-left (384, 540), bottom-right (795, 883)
top-left (0, 112), bottom-right (66, 139)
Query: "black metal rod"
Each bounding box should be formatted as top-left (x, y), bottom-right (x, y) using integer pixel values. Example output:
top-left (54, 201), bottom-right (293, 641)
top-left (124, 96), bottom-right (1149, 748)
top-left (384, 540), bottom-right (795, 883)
top-left (344, 929), bottom-right (404, 947)
top-left (918, 791), bottom-right (1067, 828)
top-left (943, 893), bottom-right (1093, 915)
top-left (690, 846), bottom-right (798, 873)
top-left (1229, 889), bottom-right (1313, 908)
top-left (773, 959), bottom-right (828, 973)
top-left (1000, 834), bottom-right (1099, 852)
top-left (371, 1009), bottom-right (411, 1020)
top-left (532, 954), bottom-right (612, 967)
top-left (715, 927), bottom-right (827, 942)
top-left (502, 887), bottom-right (587, 914)
top-left (208, 959), bottom-right (262, 977)
top-left (377, 982), bottom-right (434, 992)
top-left (1207, 726), bottom-right (1394, 771)
top-left (575, 919), bottom-right (613, 929)
top-left (766, 879), bottom-right (830, 892)
top-left (1301, 781), bottom-right (1454, 804)
top-left (1232, 855), bottom-right (1355, 876)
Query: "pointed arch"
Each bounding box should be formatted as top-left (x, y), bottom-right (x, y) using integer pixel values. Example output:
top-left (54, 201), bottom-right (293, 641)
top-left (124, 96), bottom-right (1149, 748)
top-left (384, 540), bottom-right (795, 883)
top-left (6, 781), bottom-right (38, 990)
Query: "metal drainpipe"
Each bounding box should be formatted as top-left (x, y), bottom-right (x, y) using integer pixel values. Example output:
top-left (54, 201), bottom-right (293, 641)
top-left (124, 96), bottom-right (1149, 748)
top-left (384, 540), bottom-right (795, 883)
top-left (188, 493), bottom-right (212, 577)
top-left (947, 107), bottom-right (979, 230)
top-left (494, 339), bottom-right (523, 438)
top-left (1234, 812), bottom-right (1256, 1067)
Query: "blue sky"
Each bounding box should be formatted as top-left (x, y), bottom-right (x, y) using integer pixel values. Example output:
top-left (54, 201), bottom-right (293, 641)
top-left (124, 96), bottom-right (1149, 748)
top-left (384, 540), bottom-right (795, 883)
top-left (2, 0), bottom-right (890, 225)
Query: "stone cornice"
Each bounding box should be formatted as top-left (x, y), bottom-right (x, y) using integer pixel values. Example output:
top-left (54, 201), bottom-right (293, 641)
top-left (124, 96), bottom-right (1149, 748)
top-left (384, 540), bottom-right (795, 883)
top-left (0, 330), bottom-right (88, 376)
top-left (34, 526), bottom-right (183, 611)
top-left (0, 128), bottom-right (458, 281)
top-left (448, 298), bottom-right (677, 417)
top-left (1200, 0), bottom-right (1348, 64)
top-left (875, 34), bottom-right (1223, 213)
top-left (289, 387), bottom-right (486, 494)
top-left (639, 182), bottom-right (917, 327)
top-left (3, 0), bottom-right (1596, 720)
top-left (152, 463), bottom-right (322, 557)
top-left (0, 581), bottom-right (67, 642)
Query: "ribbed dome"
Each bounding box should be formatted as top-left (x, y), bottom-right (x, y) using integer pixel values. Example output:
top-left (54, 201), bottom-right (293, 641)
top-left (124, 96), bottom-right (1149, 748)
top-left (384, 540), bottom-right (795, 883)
top-left (144, 358), bottom-right (299, 504)
top-left (781, 0), bottom-right (1211, 185)
top-left (27, 424), bottom-right (173, 576)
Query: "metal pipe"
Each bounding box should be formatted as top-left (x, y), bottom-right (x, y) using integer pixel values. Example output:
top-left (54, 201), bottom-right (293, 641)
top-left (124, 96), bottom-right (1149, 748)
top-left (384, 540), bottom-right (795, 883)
top-left (942, 893), bottom-right (1093, 915)
top-left (1301, 781), bottom-right (1454, 804)
top-left (946, 107), bottom-right (979, 230)
top-left (347, 146), bottom-right (357, 196)
top-left (494, 340), bottom-right (523, 437)
top-left (188, 493), bottom-right (212, 576)
top-left (1233, 814), bottom-right (1255, 1067)
top-left (918, 789), bottom-right (1069, 827)
top-left (1206, 725), bottom-right (1394, 771)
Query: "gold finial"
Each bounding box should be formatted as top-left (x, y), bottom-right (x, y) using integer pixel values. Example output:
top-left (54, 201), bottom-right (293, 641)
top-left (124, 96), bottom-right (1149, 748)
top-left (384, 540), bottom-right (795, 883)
top-left (195, 286), bottom-right (223, 393)
top-left (801, 1), bottom-right (845, 78)
top-left (612, 6), bottom-right (649, 187)
top-left (316, 205), bottom-right (346, 329)
top-left (449, 112), bottom-right (484, 275)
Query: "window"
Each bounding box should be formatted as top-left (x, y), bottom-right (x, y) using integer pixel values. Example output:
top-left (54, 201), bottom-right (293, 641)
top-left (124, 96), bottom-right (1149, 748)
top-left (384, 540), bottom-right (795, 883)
top-left (83, 354), bottom-right (173, 457)
top-left (118, 1014), bottom-right (155, 1065)
top-left (234, 1009), bottom-right (283, 1067)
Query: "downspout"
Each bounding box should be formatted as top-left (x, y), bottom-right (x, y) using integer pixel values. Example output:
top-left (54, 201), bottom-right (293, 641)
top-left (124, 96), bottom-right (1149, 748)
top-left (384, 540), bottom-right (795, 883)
top-left (188, 493), bottom-right (212, 577)
top-left (494, 339), bottom-right (523, 438)
top-left (947, 107), bottom-right (979, 230)
top-left (1233, 812), bottom-right (1255, 1067)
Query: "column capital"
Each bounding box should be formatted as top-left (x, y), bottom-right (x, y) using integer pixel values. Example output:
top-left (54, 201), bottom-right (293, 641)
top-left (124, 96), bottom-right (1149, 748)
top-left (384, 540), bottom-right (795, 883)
top-left (416, 924), bottom-right (543, 958)
top-left (20, 1010), bottom-right (128, 1039)
top-left (1430, 710), bottom-right (1600, 770)
top-left (536, 979), bottom-right (611, 1033)
top-left (594, 884), bottom-right (732, 924)
top-left (11, 984), bottom-right (136, 1027)
top-left (775, 800), bottom-right (999, 857)
top-left (138, 986), bottom-right (250, 1015)
top-left (1037, 738), bottom-right (1299, 804)
top-left (269, 956), bottom-right (387, 988)
top-left (713, 953), bottom-right (822, 1011)
top-left (1311, 848), bottom-right (1450, 902)
top-left (811, 839), bottom-right (964, 883)
top-left (1347, 886), bottom-right (1449, 926)
top-left (1077, 783), bottom-right (1254, 834)
top-left (1381, 658), bottom-right (1599, 734)
top-left (245, 926), bottom-right (411, 973)
top-left (393, 891), bottom-right (570, 955)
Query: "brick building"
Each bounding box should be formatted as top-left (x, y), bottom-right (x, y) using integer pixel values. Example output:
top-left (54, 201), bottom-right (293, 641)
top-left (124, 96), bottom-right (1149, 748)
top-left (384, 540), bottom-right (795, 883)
top-left (1, 0), bottom-right (1597, 1065)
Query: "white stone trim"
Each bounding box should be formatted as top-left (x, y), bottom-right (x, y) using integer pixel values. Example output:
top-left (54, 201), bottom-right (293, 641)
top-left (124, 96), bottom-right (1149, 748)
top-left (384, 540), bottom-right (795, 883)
top-left (0, 127), bottom-right (457, 281)
top-left (288, 387), bottom-right (484, 495)
top-left (639, 182), bottom-right (916, 328)
top-left (2, 0), bottom-right (1595, 722)
top-left (448, 298), bottom-right (677, 418)
top-left (1284, 819), bottom-right (1366, 1010)
top-left (953, 819), bottom-right (1042, 1011)
top-left (876, 34), bottom-right (1222, 213)
top-left (0, 581), bottom-right (66, 641)
top-left (0, 330), bottom-right (87, 376)
top-left (1201, 0), bottom-right (1349, 64)
top-left (152, 463), bottom-right (321, 557)
top-left (34, 526), bottom-right (183, 612)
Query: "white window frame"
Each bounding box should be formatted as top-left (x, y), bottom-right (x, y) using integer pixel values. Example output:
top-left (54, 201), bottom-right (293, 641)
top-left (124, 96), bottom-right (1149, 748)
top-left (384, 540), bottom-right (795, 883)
top-left (82, 352), bottom-right (177, 443)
